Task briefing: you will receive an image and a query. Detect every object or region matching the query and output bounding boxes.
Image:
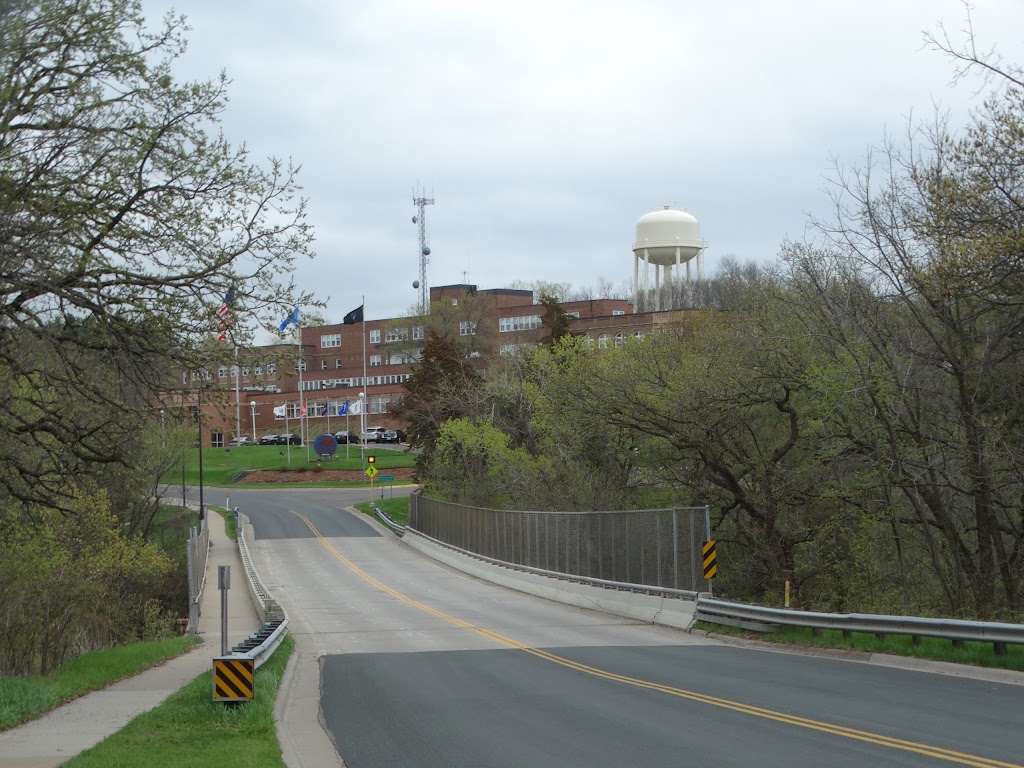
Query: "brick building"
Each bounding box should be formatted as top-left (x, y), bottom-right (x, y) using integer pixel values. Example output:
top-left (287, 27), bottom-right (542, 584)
top-left (192, 284), bottom-right (677, 447)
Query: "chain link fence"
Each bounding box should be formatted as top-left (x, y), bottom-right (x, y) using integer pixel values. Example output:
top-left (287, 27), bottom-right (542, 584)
top-left (185, 511), bottom-right (209, 634)
top-left (409, 494), bottom-right (711, 593)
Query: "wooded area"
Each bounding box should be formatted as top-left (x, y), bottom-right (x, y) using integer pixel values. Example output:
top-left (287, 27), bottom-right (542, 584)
top-left (409, 35), bottom-right (1024, 621)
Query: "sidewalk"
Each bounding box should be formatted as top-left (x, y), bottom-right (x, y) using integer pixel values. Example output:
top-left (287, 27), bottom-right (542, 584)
top-left (0, 508), bottom-right (262, 767)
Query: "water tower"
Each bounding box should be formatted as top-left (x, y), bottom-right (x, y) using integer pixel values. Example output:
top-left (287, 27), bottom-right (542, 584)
top-left (632, 206), bottom-right (704, 311)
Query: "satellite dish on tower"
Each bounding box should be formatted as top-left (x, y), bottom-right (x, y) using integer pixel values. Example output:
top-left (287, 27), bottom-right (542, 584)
top-left (422, 246), bottom-right (431, 256)
top-left (412, 280), bottom-right (419, 289)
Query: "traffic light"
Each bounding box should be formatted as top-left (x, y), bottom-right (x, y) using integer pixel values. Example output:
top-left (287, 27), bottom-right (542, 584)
top-left (367, 455), bottom-right (375, 464)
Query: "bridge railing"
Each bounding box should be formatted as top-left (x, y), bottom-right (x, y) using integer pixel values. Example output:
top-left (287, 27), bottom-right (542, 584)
top-left (409, 493), bottom-right (712, 594)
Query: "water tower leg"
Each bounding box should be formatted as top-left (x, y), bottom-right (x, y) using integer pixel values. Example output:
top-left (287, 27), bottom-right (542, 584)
top-left (633, 253), bottom-right (640, 309)
top-left (643, 250), bottom-right (650, 309)
top-left (655, 263), bottom-right (661, 312)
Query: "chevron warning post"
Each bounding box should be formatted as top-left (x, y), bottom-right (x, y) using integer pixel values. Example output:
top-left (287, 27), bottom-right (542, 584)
top-left (702, 540), bottom-right (717, 580)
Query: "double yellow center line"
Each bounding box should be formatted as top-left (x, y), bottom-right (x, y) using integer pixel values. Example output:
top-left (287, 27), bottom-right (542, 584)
top-left (293, 511), bottom-right (1019, 768)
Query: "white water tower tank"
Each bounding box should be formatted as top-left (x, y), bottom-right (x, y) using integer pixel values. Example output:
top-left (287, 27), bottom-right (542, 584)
top-left (633, 207), bottom-right (701, 264)
top-left (632, 206), bottom-right (705, 311)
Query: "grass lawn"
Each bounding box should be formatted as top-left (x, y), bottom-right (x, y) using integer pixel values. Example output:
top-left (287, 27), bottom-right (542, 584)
top-left (168, 443), bottom-right (416, 487)
top-left (696, 622), bottom-right (1024, 672)
top-left (0, 636), bottom-right (201, 731)
top-left (354, 496), bottom-right (411, 526)
top-left (64, 636), bottom-right (295, 767)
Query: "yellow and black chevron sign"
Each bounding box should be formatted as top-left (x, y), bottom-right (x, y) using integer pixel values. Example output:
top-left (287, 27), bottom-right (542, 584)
top-left (213, 657), bottom-right (255, 702)
top-left (702, 540), bottom-right (718, 580)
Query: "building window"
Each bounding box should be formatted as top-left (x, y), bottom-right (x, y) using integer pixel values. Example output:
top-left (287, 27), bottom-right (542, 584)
top-left (452, 298), bottom-right (458, 306)
top-left (218, 366), bottom-right (228, 378)
top-left (598, 334), bottom-right (609, 349)
top-left (230, 365), bottom-right (239, 377)
top-left (614, 332), bottom-right (626, 347)
top-left (298, 359), bottom-right (307, 373)
top-left (267, 362), bottom-right (277, 374)
top-left (211, 432), bottom-right (224, 448)
top-left (321, 359), bottom-right (328, 370)
top-left (241, 366), bottom-right (250, 376)
top-left (499, 315), bottom-right (541, 333)
top-left (254, 366), bottom-right (263, 375)
top-left (335, 358), bottom-right (342, 369)
top-left (370, 354), bottom-right (382, 367)
top-left (566, 311), bottom-right (580, 319)
top-left (500, 344), bottom-right (517, 357)
top-left (321, 333), bottom-right (341, 348)
top-left (412, 325), bottom-right (424, 340)
top-left (612, 310), bottom-right (625, 316)
top-left (459, 321), bottom-right (477, 336)
top-left (385, 327), bottom-right (408, 343)
top-left (370, 329), bottom-right (381, 344)
top-left (633, 330), bottom-right (643, 340)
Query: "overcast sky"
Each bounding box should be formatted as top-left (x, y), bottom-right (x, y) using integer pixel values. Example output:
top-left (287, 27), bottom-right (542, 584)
top-left (142, 0), bottom-right (1024, 325)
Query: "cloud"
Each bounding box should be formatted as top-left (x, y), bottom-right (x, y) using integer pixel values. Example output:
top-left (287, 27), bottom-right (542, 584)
top-left (144, 0), bottom-right (1024, 324)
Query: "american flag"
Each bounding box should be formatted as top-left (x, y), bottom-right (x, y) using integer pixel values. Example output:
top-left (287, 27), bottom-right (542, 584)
top-left (216, 289), bottom-right (234, 342)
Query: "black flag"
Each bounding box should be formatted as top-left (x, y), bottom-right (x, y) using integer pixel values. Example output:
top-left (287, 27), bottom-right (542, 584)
top-left (343, 304), bottom-right (364, 324)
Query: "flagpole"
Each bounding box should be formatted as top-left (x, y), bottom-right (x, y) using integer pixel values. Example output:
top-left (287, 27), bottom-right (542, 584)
top-left (296, 317), bottom-right (307, 462)
top-left (366, 292), bottom-right (370, 462)
top-left (285, 410), bottom-right (290, 464)
top-left (234, 345), bottom-right (241, 441)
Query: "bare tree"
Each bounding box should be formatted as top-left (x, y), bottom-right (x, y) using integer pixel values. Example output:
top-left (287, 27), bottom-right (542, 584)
top-left (0, 0), bottom-right (315, 510)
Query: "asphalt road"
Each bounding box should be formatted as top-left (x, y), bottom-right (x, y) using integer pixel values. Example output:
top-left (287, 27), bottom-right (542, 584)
top-left (220, 487), bottom-right (1023, 768)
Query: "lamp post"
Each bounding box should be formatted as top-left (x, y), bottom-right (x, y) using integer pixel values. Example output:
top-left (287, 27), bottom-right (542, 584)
top-left (250, 401), bottom-right (257, 442)
top-left (160, 409), bottom-right (165, 449)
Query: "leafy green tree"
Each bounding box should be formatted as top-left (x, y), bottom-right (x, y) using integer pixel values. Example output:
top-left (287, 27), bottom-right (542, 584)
top-left (397, 331), bottom-right (486, 476)
top-left (0, 487), bottom-right (173, 675)
top-left (781, 37), bottom-right (1024, 616)
top-left (537, 293), bottom-right (573, 348)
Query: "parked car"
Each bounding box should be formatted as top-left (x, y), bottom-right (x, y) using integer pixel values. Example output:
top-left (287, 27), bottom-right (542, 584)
top-left (334, 430), bottom-right (359, 444)
top-left (381, 429), bottom-right (409, 443)
top-left (362, 426), bottom-right (386, 443)
top-left (275, 433), bottom-right (301, 445)
top-left (259, 434), bottom-right (279, 445)
top-left (227, 436), bottom-right (255, 446)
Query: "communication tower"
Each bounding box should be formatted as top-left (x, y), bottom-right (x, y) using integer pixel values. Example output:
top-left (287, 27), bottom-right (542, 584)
top-left (411, 191), bottom-right (434, 315)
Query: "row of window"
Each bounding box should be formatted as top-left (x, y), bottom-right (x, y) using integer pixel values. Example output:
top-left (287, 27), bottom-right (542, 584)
top-left (300, 373), bottom-right (413, 391)
top-left (325, 327), bottom-right (426, 348)
top-left (193, 326), bottom-right (643, 383)
top-left (499, 315), bottom-right (541, 333)
top-left (323, 314), bottom-right (628, 347)
top-left (218, 363), bottom-right (277, 378)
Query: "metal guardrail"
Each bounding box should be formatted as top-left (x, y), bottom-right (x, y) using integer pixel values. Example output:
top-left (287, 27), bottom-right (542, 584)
top-left (373, 504), bottom-right (406, 535)
top-left (234, 512), bottom-right (289, 669)
top-left (695, 598), bottom-right (1024, 655)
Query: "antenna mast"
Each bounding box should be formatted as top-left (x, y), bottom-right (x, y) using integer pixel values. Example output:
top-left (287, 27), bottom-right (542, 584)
top-left (412, 190), bottom-right (434, 315)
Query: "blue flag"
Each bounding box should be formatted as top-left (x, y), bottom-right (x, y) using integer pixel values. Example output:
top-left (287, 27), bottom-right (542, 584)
top-left (278, 306), bottom-right (300, 331)
top-left (338, 400), bottom-right (349, 415)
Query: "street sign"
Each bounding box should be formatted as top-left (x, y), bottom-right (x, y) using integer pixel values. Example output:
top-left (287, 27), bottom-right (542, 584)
top-left (365, 465), bottom-right (378, 478)
top-left (702, 540), bottom-right (717, 580)
top-left (213, 657), bottom-right (254, 701)
top-left (378, 474), bottom-right (394, 482)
